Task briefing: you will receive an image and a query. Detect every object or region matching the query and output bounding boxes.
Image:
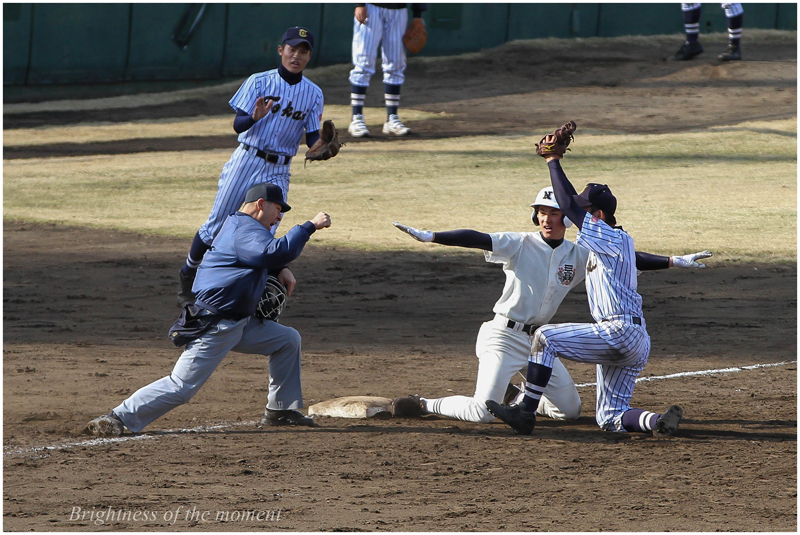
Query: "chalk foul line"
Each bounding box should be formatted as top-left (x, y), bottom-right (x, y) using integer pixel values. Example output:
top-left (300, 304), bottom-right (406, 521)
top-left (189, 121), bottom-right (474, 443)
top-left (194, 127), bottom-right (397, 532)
top-left (6, 360), bottom-right (795, 457)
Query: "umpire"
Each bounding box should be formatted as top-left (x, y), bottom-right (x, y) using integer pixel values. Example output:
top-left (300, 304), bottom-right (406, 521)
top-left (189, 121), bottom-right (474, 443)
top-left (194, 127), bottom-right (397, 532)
top-left (87, 183), bottom-right (331, 436)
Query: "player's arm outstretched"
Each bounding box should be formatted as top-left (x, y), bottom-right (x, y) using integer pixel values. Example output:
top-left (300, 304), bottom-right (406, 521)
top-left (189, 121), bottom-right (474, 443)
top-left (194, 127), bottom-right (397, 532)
top-left (392, 222), bottom-right (493, 251)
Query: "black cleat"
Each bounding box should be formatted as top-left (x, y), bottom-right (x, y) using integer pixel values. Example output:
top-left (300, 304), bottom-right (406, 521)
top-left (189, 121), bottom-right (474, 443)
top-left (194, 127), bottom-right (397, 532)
top-left (177, 270), bottom-right (196, 308)
top-left (653, 405), bottom-right (683, 438)
top-left (718, 44), bottom-right (741, 62)
top-left (669, 40), bottom-right (704, 61)
top-left (486, 400), bottom-right (536, 435)
top-left (261, 409), bottom-right (317, 427)
top-left (391, 395), bottom-right (425, 417)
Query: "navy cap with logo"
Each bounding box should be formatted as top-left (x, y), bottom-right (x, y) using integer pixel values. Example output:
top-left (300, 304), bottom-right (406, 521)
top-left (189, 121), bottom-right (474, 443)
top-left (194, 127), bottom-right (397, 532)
top-left (573, 183), bottom-right (617, 216)
top-left (244, 183), bottom-right (291, 212)
top-left (281, 26), bottom-right (314, 51)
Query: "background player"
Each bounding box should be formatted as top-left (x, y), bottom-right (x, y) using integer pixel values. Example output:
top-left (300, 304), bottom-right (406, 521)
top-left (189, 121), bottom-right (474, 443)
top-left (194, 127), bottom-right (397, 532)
top-left (347, 3), bottom-right (428, 138)
top-left (488, 125), bottom-right (684, 437)
top-left (87, 184), bottom-right (332, 437)
top-left (178, 26), bottom-right (325, 307)
top-left (670, 3), bottom-right (744, 61)
top-left (392, 188), bottom-right (710, 425)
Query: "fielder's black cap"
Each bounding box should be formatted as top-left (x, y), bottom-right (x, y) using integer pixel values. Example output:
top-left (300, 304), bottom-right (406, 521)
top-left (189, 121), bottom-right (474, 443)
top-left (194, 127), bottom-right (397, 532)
top-left (281, 27), bottom-right (314, 50)
top-left (244, 183), bottom-right (291, 212)
top-left (573, 183), bottom-right (617, 216)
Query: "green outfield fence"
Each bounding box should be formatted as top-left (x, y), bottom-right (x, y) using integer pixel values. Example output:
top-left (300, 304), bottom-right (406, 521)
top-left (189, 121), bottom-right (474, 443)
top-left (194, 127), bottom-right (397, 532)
top-left (3, 3), bottom-right (796, 86)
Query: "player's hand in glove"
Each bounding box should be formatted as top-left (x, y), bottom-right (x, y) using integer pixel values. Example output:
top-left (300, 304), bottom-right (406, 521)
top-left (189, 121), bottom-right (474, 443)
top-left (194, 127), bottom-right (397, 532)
top-left (304, 120), bottom-right (344, 166)
top-left (671, 250), bottom-right (713, 268)
top-left (392, 221), bottom-right (434, 243)
top-left (536, 120), bottom-right (577, 158)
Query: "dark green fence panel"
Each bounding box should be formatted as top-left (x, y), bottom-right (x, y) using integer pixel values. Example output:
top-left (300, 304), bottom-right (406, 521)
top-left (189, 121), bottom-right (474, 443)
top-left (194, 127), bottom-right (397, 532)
top-left (597, 4), bottom-right (684, 37)
top-left (223, 4), bottom-right (323, 77)
top-left (27, 3), bottom-right (129, 84)
top-left (315, 3), bottom-right (355, 67)
top-left (421, 3), bottom-right (508, 56)
top-left (3, 3), bottom-right (796, 86)
top-left (777, 3), bottom-right (797, 30)
top-left (3, 3), bottom-right (32, 85)
top-left (508, 4), bottom-right (600, 40)
top-left (126, 3), bottom-right (226, 81)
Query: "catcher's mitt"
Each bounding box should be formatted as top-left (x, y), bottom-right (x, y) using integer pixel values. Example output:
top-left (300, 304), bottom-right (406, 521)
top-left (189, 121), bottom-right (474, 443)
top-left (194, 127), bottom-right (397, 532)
top-left (535, 120), bottom-right (577, 158)
top-left (402, 18), bottom-right (427, 54)
top-left (304, 119), bottom-right (343, 166)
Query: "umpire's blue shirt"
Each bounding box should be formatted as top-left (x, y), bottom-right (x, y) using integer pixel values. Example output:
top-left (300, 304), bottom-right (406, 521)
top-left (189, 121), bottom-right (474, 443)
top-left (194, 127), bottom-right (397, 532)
top-left (193, 212), bottom-right (316, 320)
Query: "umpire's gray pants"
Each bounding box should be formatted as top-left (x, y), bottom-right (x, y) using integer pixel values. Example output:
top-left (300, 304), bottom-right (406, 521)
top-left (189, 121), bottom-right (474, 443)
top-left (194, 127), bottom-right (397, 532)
top-left (114, 317), bottom-right (303, 433)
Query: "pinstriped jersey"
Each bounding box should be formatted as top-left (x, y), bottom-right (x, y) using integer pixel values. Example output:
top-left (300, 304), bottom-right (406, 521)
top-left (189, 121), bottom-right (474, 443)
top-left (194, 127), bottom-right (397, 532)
top-left (229, 70), bottom-right (323, 157)
top-left (576, 213), bottom-right (643, 321)
top-left (486, 232), bottom-right (590, 325)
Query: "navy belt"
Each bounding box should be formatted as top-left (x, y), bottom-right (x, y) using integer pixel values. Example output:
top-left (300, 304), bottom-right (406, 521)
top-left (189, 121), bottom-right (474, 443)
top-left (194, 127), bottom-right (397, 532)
top-left (242, 144), bottom-right (291, 165)
top-left (506, 320), bottom-right (539, 335)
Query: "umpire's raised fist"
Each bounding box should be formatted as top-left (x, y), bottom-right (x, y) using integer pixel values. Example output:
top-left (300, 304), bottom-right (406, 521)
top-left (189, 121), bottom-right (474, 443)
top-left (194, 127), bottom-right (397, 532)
top-left (311, 212), bottom-right (331, 229)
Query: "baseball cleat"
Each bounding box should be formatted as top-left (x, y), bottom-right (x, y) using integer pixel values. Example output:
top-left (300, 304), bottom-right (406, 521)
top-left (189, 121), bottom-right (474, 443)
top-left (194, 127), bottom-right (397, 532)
top-left (718, 44), bottom-right (741, 62)
top-left (177, 270), bottom-right (196, 308)
top-left (348, 114), bottom-right (370, 138)
top-left (261, 409), bottom-right (317, 427)
top-left (653, 405), bottom-right (683, 438)
top-left (391, 395), bottom-right (425, 417)
top-left (86, 412), bottom-right (125, 437)
top-left (669, 40), bottom-right (703, 61)
top-left (382, 114), bottom-right (411, 135)
top-left (485, 400), bottom-right (536, 435)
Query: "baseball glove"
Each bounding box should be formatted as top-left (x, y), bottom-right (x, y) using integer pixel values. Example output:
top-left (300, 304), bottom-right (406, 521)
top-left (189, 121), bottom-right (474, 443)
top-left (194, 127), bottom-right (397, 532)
top-left (535, 120), bottom-right (577, 158)
top-left (304, 119), bottom-right (343, 166)
top-left (402, 18), bottom-right (427, 54)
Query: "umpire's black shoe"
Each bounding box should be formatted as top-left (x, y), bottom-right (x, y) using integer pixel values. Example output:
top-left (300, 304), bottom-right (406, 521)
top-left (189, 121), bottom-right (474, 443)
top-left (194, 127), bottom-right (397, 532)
top-left (486, 400), bottom-right (536, 435)
top-left (261, 409), bottom-right (317, 427)
top-left (653, 405), bottom-right (683, 438)
top-left (669, 40), bottom-right (704, 61)
top-left (718, 44), bottom-right (741, 62)
top-left (177, 270), bottom-right (196, 308)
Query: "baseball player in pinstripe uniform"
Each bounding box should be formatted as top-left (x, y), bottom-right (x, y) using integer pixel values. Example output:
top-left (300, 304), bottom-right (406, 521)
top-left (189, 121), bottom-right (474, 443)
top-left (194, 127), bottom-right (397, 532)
top-left (178, 27), bottom-right (326, 307)
top-left (347, 3), bottom-right (428, 138)
top-left (392, 188), bottom-right (710, 426)
top-left (670, 3), bottom-right (744, 61)
top-left (488, 132), bottom-right (685, 437)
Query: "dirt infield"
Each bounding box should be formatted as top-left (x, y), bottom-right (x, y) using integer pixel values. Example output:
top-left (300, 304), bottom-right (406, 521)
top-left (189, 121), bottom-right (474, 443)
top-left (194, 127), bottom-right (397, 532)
top-left (3, 34), bottom-right (797, 531)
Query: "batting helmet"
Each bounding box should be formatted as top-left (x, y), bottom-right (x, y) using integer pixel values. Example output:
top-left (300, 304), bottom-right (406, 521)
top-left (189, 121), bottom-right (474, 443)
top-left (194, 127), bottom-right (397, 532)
top-left (255, 276), bottom-right (287, 322)
top-left (530, 186), bottom-right (572, 228)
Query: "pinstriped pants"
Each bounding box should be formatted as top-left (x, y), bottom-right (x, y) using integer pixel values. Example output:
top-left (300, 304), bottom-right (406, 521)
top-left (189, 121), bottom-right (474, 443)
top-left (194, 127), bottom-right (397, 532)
top-left (531, 321), bottom-right (651, 431)
top-left (198, 144), bottom-right (290, 244)
top-left (349, 4), bottom-right (408, 87)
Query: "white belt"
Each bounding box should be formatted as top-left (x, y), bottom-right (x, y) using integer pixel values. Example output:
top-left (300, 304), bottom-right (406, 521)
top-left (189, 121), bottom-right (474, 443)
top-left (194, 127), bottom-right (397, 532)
top-left (601, 314), bottom-right (644, 326)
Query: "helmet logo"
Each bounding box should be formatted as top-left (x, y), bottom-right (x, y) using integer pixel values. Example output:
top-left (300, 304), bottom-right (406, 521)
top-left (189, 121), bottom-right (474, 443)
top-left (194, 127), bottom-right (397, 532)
top-left (542, 191), bottom-right (553, 200)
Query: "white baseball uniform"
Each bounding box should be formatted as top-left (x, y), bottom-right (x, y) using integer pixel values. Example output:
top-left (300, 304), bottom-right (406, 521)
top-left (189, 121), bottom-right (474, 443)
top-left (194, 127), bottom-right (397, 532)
top-left (349, 4), bottom-right (408, 88)
top-left (529, 212), bottom-right (650, 431)
top-left (423, 231), bottom-right (590, 423)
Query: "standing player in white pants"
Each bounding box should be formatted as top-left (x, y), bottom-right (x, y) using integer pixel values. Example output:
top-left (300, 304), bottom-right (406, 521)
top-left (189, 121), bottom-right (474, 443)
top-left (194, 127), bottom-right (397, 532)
top-left (488, 124), bottom-right (686, 437)
top-left (347, 3), bottom-right (428, 138)
top-left (178, 27), bottom-right (325, 307)
top-left (392, 188), bottom-right (709, 425)
top-left (670, 3), bottom-right (744, 61)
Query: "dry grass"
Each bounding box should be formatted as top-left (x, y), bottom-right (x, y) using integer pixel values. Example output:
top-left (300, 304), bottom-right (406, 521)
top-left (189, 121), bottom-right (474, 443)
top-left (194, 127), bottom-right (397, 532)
top-left (3, 118), bottom-right (796, 262)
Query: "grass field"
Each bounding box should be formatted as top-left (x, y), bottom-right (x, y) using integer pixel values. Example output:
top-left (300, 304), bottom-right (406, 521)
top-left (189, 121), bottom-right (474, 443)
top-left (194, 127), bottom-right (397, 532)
top-left (3, 117), bottom-right (796, 262)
